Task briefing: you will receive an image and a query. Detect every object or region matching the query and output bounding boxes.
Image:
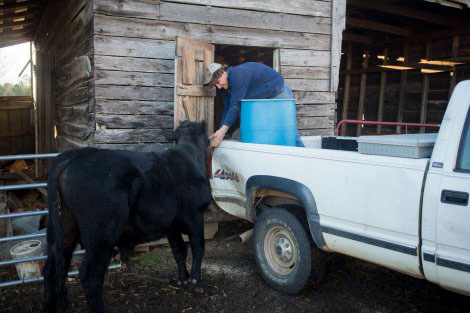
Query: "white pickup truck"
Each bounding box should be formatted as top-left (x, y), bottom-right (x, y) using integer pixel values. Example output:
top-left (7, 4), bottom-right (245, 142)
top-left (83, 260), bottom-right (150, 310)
top-left (209, 80), bottom-right (470, 296)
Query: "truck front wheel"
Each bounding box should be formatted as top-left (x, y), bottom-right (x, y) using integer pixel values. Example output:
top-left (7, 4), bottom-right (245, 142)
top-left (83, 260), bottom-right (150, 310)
top-left (253, 207), bottom-right (323, 294)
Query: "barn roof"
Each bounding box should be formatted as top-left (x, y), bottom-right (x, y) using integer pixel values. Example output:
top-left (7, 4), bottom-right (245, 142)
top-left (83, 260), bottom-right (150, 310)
top-left (0, 0), bottom-right (469, 49)
top-left (0, 0), bottom-right (46, 49)
top-left (344, 0), bottom-right (470, 47)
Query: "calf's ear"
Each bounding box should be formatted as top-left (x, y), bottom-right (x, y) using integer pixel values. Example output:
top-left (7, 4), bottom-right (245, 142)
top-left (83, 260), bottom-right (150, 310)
top-left (164, 129), bottom-right (177, 142)
top-left (200, 121), bottom-right (207, 135)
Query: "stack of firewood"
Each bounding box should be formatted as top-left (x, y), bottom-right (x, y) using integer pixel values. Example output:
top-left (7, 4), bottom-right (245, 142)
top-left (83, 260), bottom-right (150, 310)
top-left (0, 160), bottom-right (47, 238)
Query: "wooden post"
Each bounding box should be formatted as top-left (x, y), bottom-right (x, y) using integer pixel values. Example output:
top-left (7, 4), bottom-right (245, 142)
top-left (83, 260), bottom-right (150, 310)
top-left (356, 49), bottom-right (369, 137)
top-left (396, 44), bottom-right (409, 133)
top-left (420, 42), bottom-right (431, 133)
top-left (449, 36), bottom-right (459, 99)
top-left (377, 48), bottom-right (388, 134)
top-left (273, 49), bottom-right (281, 73)
top-left (331, 0), bottom-right (346, 92)
top-left (341, 42), bottom-right (352, 136)
top-left (6, 106), bottom-right (12, 153)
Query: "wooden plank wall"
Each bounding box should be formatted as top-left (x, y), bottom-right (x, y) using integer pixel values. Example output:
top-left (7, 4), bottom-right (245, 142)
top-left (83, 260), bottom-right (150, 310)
top-left (33, 0), bottom-right (94, 157)
top-left (0, 96), bottom-right (34, 154)
top-left (93, 0), bottom-right (336, 147)
top-left (337, 34), bottom-right (470, 136)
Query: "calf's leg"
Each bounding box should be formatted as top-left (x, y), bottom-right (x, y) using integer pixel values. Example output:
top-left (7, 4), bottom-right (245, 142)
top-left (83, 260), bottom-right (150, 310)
top-left (43, 209), bottom-right (79, 313)
top-left (168, 229), bottom-right (190, 285)
top-left (57, 214), bottom-right (79, 311)
top-left (43, 223), bottom-right (58, 313)
top-left (78, 211), bottom-right (126, 312)
top-left (187, 213), bottom-right (205, 293)
top-left (79, 245), bottom-right (114, 313)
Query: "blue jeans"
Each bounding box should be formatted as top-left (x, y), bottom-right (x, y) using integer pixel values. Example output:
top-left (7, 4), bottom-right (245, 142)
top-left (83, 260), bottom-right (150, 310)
top-left (271, 84), bottom-right (305, 147)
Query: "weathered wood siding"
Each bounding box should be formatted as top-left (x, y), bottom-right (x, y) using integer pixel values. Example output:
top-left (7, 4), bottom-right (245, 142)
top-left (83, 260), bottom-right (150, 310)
top-left (0, 96), bottom-right (34, 155)
top-left (34, 0), bottom-right (94, 153)
top-left (93, 0), bottom-right (337, 146)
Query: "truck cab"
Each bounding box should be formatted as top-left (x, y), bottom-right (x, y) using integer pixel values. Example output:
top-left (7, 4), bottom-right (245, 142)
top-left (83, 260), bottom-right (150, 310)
top-left (421, 80), bottom-right (470, 294)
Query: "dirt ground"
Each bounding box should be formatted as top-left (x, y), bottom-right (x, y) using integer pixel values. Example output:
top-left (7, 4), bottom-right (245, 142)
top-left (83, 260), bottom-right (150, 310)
top-left (1, 220), bottom-right (469, 313)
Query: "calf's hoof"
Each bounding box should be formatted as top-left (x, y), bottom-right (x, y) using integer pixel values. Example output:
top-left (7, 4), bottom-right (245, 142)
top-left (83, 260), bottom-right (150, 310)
top-left (170, 277), bottom-right (189, 288)
top-left (189, 279), bottom-right (204, 294)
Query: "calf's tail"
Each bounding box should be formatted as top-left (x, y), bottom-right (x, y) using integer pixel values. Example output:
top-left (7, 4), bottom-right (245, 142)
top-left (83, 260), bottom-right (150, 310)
top-left (43, 155), bottom-right (73, 312)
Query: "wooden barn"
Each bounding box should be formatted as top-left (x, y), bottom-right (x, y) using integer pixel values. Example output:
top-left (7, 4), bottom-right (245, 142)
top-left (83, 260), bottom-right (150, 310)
top-left (1, 0), bottom-right (470, 165)
top-left (1, 0), bottom-right (344, 161)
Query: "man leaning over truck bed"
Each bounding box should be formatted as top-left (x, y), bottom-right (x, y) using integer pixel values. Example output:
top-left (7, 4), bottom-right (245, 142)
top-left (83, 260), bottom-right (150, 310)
top-left (203, 62), bottom-right (305, 148)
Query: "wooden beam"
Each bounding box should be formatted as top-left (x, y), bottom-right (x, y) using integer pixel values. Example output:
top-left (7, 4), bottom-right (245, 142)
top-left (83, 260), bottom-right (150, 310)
top-left (342, 32), bottom-right (372, 44)
top-left (0, 1), bottom-right (38, 13)
top-left (420, 42), bottom-right (430, 133)
top-left (377, 47), bottom-right (388, 134)
top-left (0, 101), bottom-right (32, 110)
top-left (0, 8), bottom-right (38, 22)
top-left (0, 19), bottom-right (35, 31)
top-left (347, 17), bottom-right (411, 36)
top-left (331, 0), bottom-right (346, 92)
top-left (0, 27), bottom-right (34, 40)
top-left (0, 96), bottom-right (32, 101)
top-left (0, 31), bottom-right (34, 42)
top-left (0, 36), bottom-right (32, 48)
top-left (342, 60), bottom-right (454, 75)
top-left (273, 48), bottom-right (280, 72)
top-left (376, 26), bottom-right (470, 48)
top-left (396, 44), bottom-right (409, 133)
top-left (158, 0), bottom-right (331, 17)
top-left (341, 42), bottom-right (352, 136)
top-left (356, 50), bottom-right (369, 136)
top-left (176, 85), bottom-right (216, 97)
top-left (160, 2), bottom-right (331, 34)
top-left (13, 170), bottom-right (48, 197)
top-left (349, 0), bottom-right (462, 27)
top-left (449, 36), bottom-right (459, 99)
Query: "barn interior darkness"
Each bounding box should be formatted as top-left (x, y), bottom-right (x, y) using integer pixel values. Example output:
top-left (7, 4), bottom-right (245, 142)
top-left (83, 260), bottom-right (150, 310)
top-left (338, 0), bottom-right (470, 137)
top-left (213, 45), bottom-right (274, 136)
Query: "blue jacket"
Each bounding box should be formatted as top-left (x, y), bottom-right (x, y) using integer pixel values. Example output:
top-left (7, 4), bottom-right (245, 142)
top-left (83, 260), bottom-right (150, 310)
top-left (221, 62), bottom-right (284, 127)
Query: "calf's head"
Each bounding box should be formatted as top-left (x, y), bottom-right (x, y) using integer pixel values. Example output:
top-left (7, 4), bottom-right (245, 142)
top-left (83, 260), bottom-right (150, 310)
top-left (175, 120), bottom-right (210, 149)
top-left (173, 120), bottom-right (210, 177)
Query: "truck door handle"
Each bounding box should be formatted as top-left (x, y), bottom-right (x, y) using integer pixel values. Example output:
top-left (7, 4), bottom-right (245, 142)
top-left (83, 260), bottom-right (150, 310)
top-left (441, 190), bottom-right (469, 206)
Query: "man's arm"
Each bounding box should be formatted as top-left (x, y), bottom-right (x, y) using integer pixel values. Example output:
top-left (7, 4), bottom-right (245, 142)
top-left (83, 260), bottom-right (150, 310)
top-left (211, 67), bottom-right (251, 148)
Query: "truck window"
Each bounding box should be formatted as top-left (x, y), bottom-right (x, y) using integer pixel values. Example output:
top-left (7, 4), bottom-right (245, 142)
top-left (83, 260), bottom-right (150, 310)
top-left (456, 109), bottom-right (470, 172)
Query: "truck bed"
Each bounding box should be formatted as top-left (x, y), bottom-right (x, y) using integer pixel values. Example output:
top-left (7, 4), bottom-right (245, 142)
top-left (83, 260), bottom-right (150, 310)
top-left (211, 139), bottom-right (429, 276)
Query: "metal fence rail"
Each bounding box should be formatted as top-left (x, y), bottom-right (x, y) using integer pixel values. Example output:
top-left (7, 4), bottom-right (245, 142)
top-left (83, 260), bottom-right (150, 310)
top-left (0, 264), bottom-right (122, 288)
top-left (0, 153), bottom-right (120, 289)
top-left (0, 153), bottom-right (59, 161)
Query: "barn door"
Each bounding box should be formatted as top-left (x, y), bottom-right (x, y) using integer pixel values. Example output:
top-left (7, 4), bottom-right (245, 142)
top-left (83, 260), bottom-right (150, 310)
top-left (175, 36), bottom-right (215, 135)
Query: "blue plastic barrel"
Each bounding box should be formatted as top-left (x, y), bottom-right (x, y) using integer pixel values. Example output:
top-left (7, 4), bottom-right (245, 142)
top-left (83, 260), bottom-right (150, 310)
top-left (240, 99), bottom-right (297, 146)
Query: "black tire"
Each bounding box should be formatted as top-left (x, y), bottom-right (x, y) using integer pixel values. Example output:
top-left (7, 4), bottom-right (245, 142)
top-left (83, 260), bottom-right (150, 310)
top-left (253, 207), bottom-right (323, 294)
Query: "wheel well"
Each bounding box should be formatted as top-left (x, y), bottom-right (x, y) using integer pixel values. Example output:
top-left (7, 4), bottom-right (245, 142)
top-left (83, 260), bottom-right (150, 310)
top-left (251, 188), bottom-right (306, 222)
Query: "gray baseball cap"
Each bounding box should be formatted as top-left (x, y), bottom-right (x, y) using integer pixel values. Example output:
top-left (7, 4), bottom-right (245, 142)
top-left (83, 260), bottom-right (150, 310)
top-left (203, 63), bottom-right (222, 85)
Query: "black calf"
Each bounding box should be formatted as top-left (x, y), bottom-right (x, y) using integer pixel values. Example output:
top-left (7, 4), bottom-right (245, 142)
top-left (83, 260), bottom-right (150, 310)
top-left (43, 121), bottom-right (212, 313)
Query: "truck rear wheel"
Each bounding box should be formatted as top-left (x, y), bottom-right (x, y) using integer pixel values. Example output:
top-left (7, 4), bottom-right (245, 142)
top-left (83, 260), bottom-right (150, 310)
top-left (253, 207), bottom-right (323, 294)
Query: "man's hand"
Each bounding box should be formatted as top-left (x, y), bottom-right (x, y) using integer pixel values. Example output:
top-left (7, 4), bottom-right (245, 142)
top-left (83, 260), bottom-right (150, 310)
top-left (210, 125), bottom-right (230, 148)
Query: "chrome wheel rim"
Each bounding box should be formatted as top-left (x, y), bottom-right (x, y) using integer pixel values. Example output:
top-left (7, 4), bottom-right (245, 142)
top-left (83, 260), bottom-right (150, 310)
top-left (264, 225), bottom-right (297, 276)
